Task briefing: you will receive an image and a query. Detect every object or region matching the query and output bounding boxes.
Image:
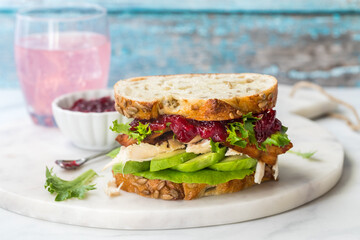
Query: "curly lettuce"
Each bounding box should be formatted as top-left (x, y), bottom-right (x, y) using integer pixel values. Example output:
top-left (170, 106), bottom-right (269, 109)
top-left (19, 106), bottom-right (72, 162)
top-left (226, 113), bottom-right (260, 149)
top-left (226, 113), bottom-right (291, 151)
top-left (260, 126), bottom-right (290, 148)
top-left (110, 120), bottom-right (152, 144)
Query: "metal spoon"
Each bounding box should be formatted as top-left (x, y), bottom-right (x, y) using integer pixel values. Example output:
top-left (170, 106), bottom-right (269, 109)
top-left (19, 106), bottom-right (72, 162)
top-left (55, 146), bottom-right (119, 170)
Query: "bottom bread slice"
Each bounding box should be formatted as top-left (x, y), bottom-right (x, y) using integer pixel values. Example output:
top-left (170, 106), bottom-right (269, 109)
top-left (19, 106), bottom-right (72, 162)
top-left (114, 165), bottom-right (275, 200)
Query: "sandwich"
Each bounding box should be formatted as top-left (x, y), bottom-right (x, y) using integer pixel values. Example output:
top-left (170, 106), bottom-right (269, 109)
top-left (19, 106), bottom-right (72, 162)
top-left (106, 73), bottom-right (293, 200)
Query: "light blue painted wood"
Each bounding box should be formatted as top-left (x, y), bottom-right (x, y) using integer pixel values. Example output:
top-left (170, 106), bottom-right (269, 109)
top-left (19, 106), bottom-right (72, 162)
top-left (1, 1), bottom-right (360, 88)
top-left (1, 0), bottom-right (360, 12)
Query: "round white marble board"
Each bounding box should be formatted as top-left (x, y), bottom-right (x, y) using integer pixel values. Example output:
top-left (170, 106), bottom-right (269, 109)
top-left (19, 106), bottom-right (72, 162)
top-left (0, 114), bottom-right (343, 229)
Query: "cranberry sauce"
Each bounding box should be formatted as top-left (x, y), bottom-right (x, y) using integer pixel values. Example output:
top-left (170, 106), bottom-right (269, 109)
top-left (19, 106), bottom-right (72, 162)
top-left (254, 109), bottom-right (282, 142)
top-left (68, 97), bottom-right (115, 113)
top-left (129, 109), bottom-right (282, 143)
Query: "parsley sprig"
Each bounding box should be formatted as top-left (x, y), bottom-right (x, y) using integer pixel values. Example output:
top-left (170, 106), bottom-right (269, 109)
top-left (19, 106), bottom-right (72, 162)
top-left (44, 167), bottom-right (97, 201)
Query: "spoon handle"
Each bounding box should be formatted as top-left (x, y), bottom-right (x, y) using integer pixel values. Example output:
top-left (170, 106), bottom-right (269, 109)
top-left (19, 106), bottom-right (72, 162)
top-left (82, 146), bottom-right (119, 162)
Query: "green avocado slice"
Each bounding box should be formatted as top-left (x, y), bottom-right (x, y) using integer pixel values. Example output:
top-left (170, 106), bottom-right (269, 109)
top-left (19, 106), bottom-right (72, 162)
top-left (208, 155), bottom-right (257, 171)
top-left (112, 161), bottom-right (150, 174)
top-left (150, 150), bottom-right (198, 172)
top-left (132, 169), bottom-right (254, 185)
top-left (171, 147), bottom-right (226, 172)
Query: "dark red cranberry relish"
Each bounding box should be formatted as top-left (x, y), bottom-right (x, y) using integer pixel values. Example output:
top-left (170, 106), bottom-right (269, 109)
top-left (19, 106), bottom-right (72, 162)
top-left (254, 109), bottom-right (282, 142)
top-left (68, 97), bottom-right (115, 113)
top-left (129, 109), bottom-right (282, 144)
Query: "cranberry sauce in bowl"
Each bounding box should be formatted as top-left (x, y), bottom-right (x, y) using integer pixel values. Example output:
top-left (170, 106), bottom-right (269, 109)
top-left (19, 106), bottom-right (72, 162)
top-left (129, 109), bottom-right (282, 143)
top-left (52, 89), bottom-right (125, 150)
top-left (68, 96), bottom-right (115, 112)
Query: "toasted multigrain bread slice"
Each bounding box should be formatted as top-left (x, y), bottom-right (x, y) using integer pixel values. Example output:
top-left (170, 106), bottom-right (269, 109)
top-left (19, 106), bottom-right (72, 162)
top-left (114, 73), bottom-right (278, 121)
top-left (114, 165), bottom-right (274, 200)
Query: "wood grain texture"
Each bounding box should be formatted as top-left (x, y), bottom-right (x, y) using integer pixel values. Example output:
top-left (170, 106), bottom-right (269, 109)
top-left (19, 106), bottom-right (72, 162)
top-left (108, 13), bottom-right (360, 87)
top-left (1, 1), bottom-right (360, 87)
top-left (2, 0), bottom-right (360, 12)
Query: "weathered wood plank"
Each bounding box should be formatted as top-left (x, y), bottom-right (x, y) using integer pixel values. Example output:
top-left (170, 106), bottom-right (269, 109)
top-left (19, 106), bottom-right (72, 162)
top-left (1, 0), bottom-right (360, 12)
top-left (1, 12), bottom-right (360, 87)
top-left (108, 13), bottom-right (360, 87)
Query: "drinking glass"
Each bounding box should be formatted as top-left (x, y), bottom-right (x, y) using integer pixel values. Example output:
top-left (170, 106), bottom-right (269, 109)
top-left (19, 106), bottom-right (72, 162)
top-left (15, 4), bottom-right (111, 126)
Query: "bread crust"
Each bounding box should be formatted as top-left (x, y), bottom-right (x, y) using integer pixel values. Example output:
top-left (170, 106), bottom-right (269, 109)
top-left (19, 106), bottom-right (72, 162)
top-left (114, 165), bottom-right (274, 200)
top-left (114, 73), bottom-right (278, 121)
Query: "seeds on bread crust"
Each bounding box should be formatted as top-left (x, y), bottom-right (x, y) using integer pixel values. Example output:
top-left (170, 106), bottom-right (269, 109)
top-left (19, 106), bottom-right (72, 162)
top-left (157, 181), bottom-right (166, 190)
top-left (114, 168), bottom-right (275, 200)
top-left (170, 189), bottom-right (179, 199)
top-left (142, 190), bottom-right (151, 195)
top-left (258, 101), bottom-right (268, 109)
top-left (153, 190), bottom-right (160, 199)
top-left (126, 106), bottom-right (138, 115)
top-left (134, 102), bottom-right (145, 110)
top-left (162, 194), bottom-right (173, 200)
top-left (114, 73), bottom-right (278, 121)
top-left (136, 178), bottom-right (148, 185)
top-left (115, 105), bottom-right (124, 115)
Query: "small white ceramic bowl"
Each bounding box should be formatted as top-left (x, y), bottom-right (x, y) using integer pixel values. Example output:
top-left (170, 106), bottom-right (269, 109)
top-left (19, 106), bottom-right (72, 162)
top-left (52, 89), bottom-right (129, 150)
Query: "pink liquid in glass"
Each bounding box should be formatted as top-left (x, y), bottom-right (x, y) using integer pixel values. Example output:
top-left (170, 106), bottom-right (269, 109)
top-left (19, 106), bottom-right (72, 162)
top-left (15, 32), bottom-right (111, 126)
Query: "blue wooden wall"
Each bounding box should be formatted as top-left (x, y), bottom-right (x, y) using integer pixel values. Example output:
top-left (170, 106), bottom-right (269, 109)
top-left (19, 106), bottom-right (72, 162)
top-left (1, 0), bottom-right (360, 88)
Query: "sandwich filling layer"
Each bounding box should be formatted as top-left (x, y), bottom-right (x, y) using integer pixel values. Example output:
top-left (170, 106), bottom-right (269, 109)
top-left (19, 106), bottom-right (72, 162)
top-left (108, 109), bottom-right (292, 185)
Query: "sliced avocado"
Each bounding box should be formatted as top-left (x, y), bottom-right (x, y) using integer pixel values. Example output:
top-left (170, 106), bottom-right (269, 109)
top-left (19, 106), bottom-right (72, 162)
top-left (133, 168), bottom-right (255, 185)
top-left (112, 160), bottom-right (150, 174)
top-left (208, 155), bottom-right (257, 171)
top-left (150, 149), bottom-right (198, 172)
top-left (171, 147), bottom-right (226, 172)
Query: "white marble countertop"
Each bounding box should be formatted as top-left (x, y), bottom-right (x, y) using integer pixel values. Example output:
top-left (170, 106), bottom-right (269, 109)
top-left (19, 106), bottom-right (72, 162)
top-left (1, 88), bottom-right (360, 240)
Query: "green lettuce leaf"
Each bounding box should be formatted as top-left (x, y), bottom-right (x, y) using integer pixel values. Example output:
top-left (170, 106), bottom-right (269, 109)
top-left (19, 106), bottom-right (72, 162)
top-left (261, 126), bottom-right (290, 148)
top-left (130, 169), bottom-right (254, 185)
top-left (210, 139), bottom-right (227, 154)
top-left (109, 120), bottom-right (131, 135)
top-left (226, 123), bottom-right (247, 148)
top-left (226, 113), bottom-right (259, 148)
top-left (106, 147), bottom-right (120, 159)
top-left (44, 167), bottom-right (97, 201)
top-left (110, 120), bottom-right (153, 144)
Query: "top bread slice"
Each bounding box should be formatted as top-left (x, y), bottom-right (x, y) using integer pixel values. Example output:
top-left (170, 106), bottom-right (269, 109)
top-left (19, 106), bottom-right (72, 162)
top-left (114, 73), bottom-right (278, 121)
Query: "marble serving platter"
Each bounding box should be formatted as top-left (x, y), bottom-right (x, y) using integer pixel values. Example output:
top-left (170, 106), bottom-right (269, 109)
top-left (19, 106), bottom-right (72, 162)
top-left (0, 114), bottom-right (343, 229)
top-left (277, 85), bottom-right (338, 119)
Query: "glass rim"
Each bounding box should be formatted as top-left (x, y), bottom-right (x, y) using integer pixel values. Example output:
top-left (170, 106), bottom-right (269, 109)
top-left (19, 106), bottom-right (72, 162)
top-left (16, 3), bottom-right (107, 22)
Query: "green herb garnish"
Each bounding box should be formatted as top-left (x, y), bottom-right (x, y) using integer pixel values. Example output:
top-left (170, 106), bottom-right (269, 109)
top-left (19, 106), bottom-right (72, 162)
top-left (261, 126), bottom-right (290, 148)
top-left (226, 113), bottom-right (260, 149)
top-left (289, 150), bottom-right (317, 160)
top-left (44, 167), bottom-right (97, 201)
top-left (110, 120), bottom-right (154, 144)
top-left (226, 113), bottom-right (291, 151)
top-left (210, 138), bottom-right (227, 154)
